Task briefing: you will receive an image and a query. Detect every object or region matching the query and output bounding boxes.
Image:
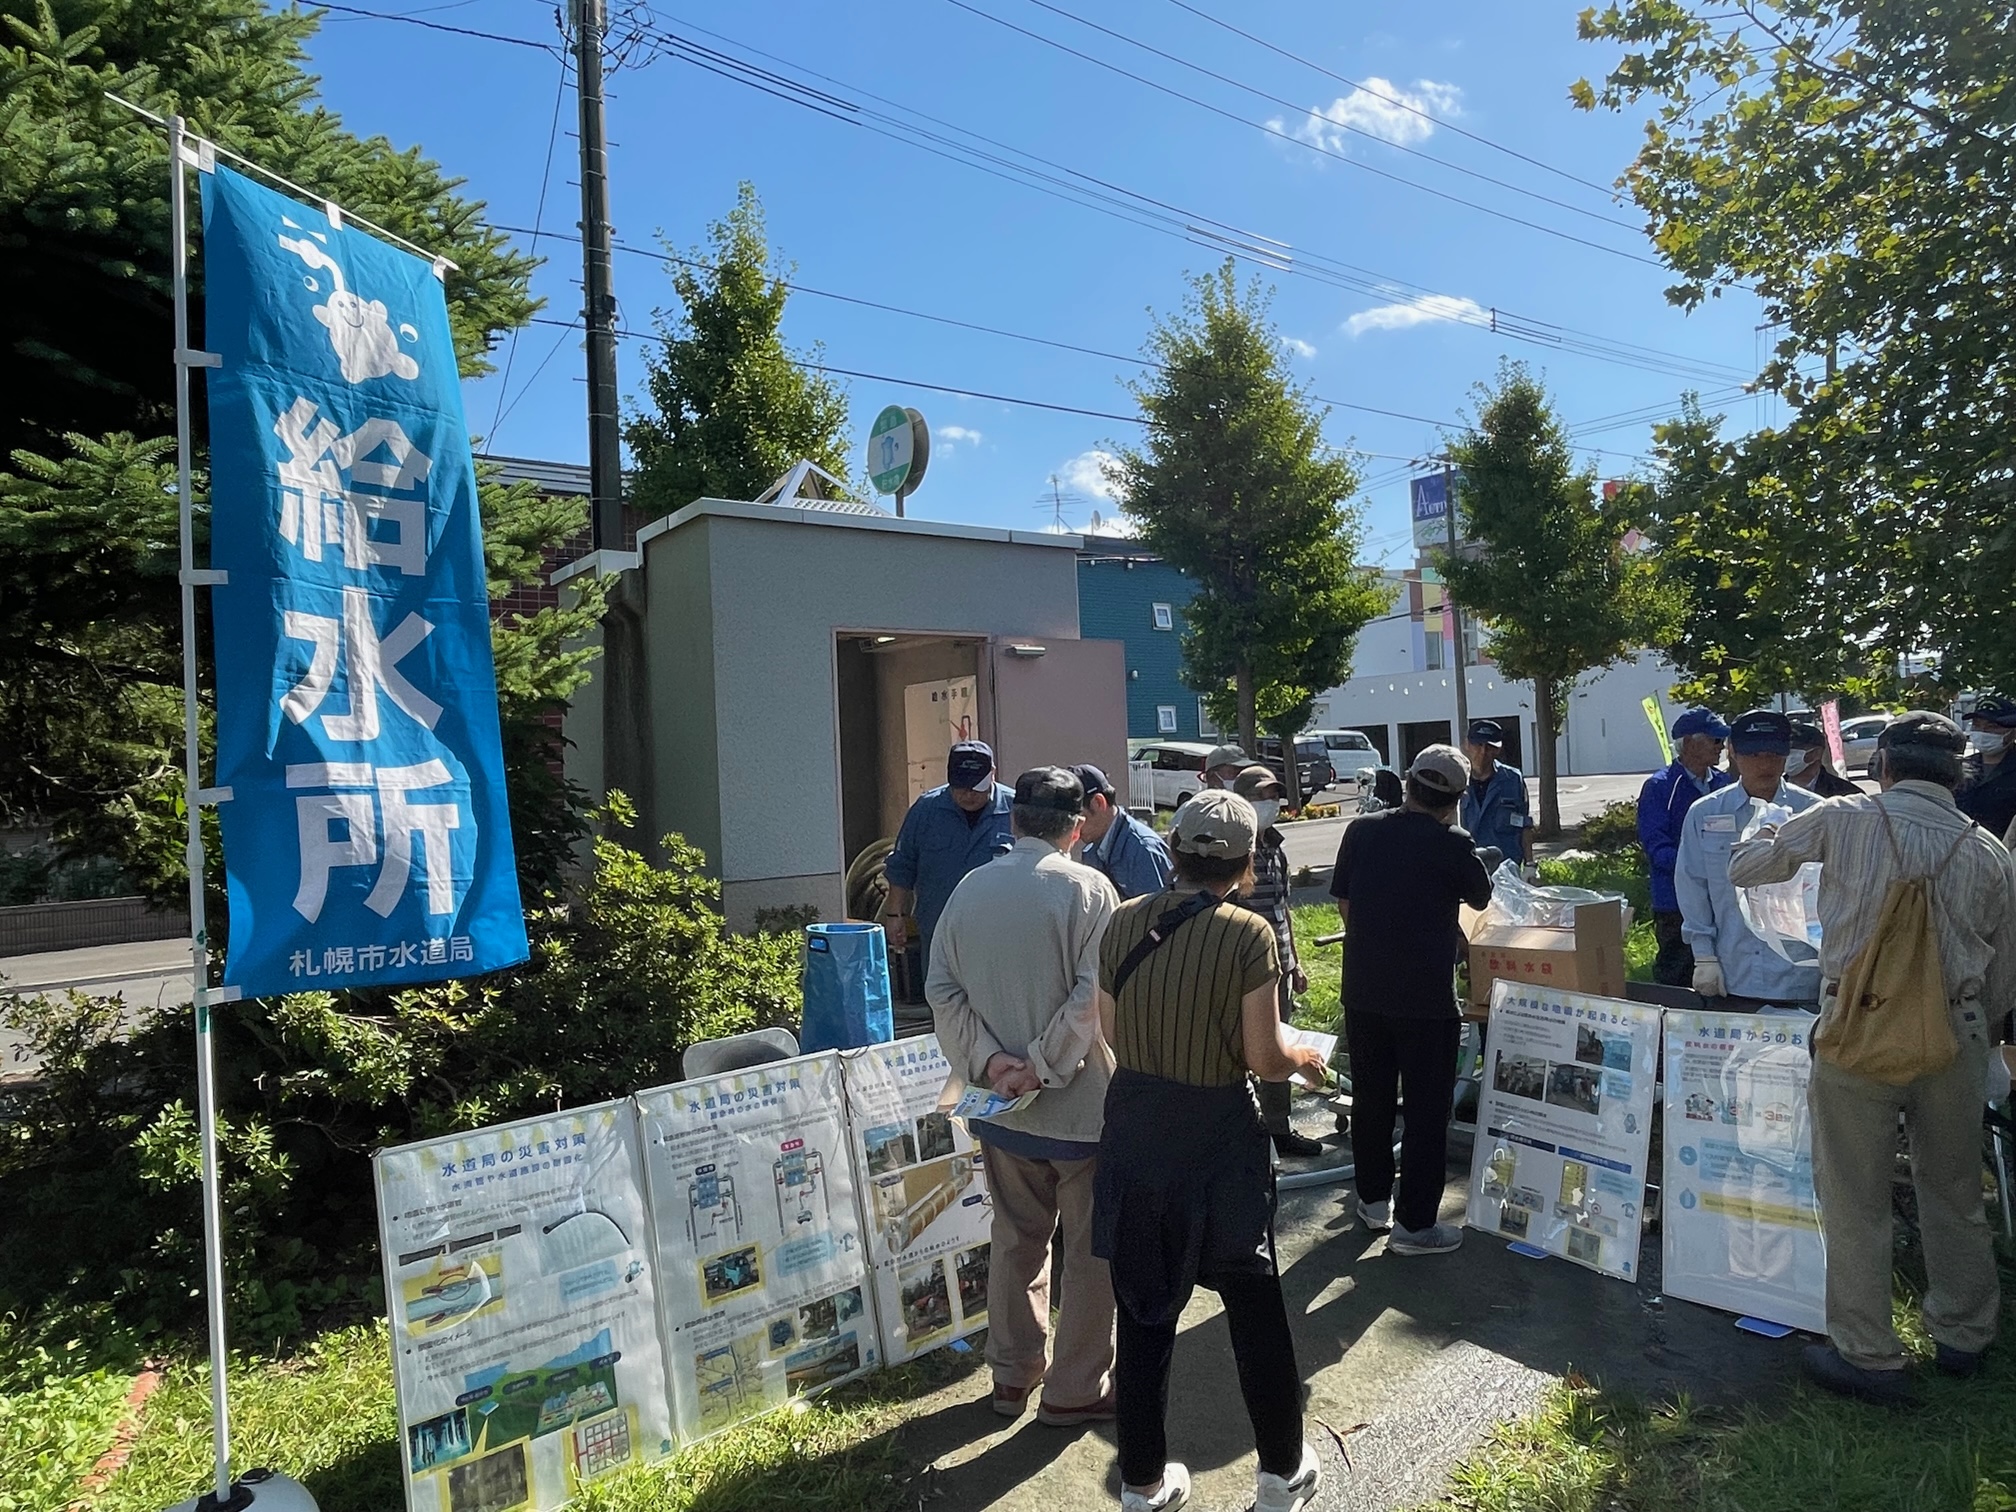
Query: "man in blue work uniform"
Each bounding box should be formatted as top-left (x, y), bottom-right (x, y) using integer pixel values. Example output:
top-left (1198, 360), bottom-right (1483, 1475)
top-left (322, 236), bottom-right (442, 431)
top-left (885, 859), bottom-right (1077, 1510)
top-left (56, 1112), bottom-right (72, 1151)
top-left (883, 740), bottom-right (1015, 970)
top-left (1069, 763), bottom-right (1173, 902)
top-left (1675, 709), bottom-right (1821, 1010)
top-left (1638, 708), bottom-right (1733, 987)
top-left (1459, 719), bottom-right (1531, 871)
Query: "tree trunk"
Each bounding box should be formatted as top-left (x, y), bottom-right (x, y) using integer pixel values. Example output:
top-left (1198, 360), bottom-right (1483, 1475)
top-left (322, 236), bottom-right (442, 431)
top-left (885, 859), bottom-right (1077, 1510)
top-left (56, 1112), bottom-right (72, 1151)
top-left (1283, 741), bottom-right (1303, 814)
top-left (1237, 661), bottom-right (1258, 761)
top-left (1534, 675), bottom-right (1563, 839)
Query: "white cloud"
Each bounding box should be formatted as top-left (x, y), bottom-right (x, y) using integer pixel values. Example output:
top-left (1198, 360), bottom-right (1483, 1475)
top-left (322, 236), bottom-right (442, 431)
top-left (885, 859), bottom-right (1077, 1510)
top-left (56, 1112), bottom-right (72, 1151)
top-left (1058, 448), bottom-right (1119, 503)
top-left (1289, 77), bottom-right (1461, 154)
top-left (1344, 293), bottom-right (1487, 337)
top-left (937, 424), bottom-right (983, 447)
top-left (1281, 336), bottom-right (1318, 360)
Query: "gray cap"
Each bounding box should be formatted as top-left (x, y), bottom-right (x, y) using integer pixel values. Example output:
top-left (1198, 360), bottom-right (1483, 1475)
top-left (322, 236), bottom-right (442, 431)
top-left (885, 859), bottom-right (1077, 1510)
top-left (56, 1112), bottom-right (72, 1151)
top-left (1231, 764), bottom-right (1286, 800)
top-left (1012, 765), bottom-right (1085, 815)
top-left (1170, 790), bottom-right (1258, 858)
top-left (1880, 710), bottom-right (1968, 754)
top-left (1205, 744), bottom-right (1250, 771)
top-left (1406, 743), bottom-right (1471, 795)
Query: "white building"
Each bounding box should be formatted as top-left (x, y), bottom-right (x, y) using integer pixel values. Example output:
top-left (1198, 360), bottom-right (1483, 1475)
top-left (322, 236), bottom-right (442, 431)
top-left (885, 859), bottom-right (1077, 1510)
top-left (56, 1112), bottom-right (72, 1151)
top-left (1311, 566), bottom-right (1683, 776)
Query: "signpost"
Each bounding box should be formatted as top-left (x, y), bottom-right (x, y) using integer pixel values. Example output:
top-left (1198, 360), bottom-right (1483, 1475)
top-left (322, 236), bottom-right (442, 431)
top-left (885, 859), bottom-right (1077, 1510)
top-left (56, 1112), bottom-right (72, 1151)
top-left (868, 405), bottom-right (930, 516)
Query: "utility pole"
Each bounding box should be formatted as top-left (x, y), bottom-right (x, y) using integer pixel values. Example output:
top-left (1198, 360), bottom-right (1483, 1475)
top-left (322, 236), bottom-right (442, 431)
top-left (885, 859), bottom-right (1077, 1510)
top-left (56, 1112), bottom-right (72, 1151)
top-left (1442, 459), bottom-right (1470, 746)
top-left (575, 0), bottom-right (624, 550)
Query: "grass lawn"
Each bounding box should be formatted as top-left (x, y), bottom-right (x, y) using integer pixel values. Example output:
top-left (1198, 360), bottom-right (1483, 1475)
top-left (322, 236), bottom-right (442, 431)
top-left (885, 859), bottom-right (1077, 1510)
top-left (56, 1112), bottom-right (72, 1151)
top-left (1425, 1292), bottom-right (2016, 1511)
top-left (0, 1344), bottom-right (134, 1512)
top-left (79, 1322), bottom-right (978, 1512)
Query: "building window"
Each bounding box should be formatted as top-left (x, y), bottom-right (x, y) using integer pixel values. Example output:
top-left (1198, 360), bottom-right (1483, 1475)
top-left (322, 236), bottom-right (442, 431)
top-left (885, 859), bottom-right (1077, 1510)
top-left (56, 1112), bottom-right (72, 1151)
top-left (1151, 602), bottom-right (1174, 630)
top-left (1156, 705), bottom-right (1178, 733)
top-left (1424, 633), bottom-right (1444, 671)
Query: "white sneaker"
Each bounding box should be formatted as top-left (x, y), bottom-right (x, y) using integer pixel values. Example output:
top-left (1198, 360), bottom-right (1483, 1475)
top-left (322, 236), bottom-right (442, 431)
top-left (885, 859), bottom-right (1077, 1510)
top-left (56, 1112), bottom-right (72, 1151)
top-left (1355, 1198), bottom-right (1392, 1231)
top-left (1255, 1441), bottom-right (1321, 1512)
top-left (1121, 1462), bottom-right (1190, 1512)
top-left (1388, 1222), bottom-right (1463, 1255)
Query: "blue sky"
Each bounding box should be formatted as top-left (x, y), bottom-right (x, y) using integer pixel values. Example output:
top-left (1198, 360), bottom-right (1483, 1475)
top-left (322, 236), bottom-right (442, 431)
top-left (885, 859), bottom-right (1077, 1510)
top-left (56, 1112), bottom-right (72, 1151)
top-left (302, 0), bottom-right (1767, 563)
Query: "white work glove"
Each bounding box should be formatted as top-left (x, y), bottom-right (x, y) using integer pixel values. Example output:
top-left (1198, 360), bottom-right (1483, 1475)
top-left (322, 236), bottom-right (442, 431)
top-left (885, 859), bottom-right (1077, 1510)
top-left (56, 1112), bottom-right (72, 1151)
top-left (1692, 958), bottom-right (1725, 998)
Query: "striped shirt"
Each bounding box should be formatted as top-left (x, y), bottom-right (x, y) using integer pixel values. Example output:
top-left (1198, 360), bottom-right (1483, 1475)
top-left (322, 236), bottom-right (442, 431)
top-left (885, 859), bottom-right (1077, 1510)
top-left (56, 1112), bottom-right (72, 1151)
top-left (1242, 833), bottom-right (1298, 972)
top-left (1099, 889), bottom-right (1280, 1087)
top-left (1728, 781), bottom-right (2016, 1014)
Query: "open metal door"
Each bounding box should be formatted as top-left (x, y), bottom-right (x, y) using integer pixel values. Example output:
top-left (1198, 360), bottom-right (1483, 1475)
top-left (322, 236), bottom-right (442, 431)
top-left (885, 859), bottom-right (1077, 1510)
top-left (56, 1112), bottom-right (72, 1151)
top-left (981, 637), bottom-right (1129, 790)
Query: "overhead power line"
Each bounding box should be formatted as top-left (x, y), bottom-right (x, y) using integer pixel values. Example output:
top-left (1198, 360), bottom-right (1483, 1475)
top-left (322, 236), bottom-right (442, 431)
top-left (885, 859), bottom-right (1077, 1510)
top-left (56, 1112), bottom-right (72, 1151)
top-left (1158, 0), bottom-right (1622, 199)
top-left (947, 0), bottom-right (1645, 240)
top-left (317, 2), bottom-right (1748, 386)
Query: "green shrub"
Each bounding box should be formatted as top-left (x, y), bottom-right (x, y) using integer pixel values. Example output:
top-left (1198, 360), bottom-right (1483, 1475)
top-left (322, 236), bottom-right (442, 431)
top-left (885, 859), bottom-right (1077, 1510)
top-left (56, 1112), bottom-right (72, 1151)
top-left (1577, 797), bottom-right (1643, 856)
top-left (0, 798), bottom-right (800, 1350)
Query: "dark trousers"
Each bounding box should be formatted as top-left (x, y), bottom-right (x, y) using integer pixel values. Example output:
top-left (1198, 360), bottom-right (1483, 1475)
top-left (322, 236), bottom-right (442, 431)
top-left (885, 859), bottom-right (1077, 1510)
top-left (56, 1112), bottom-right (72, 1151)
top-left (1115, 1270), bottom-right (1303, 1488)
top-left (1652, 909), bottom-right (1693, 988)
top-left (1258, 977), bottom-right (1296, 1134)
top-left (1345, 1009), bottom-right (1460, 1233)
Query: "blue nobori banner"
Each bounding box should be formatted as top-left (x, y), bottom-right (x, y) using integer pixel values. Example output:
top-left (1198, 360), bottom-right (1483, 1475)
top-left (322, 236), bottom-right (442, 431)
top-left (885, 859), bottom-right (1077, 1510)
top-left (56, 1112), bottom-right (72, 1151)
top-left (201, 166), bottom-right (527, 998)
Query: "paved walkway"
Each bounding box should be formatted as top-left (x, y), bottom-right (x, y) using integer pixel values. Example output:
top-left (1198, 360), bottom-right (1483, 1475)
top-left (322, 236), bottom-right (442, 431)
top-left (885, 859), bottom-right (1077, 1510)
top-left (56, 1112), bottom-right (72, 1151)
top-left (890, 1097), bottom-right (1798, 1512)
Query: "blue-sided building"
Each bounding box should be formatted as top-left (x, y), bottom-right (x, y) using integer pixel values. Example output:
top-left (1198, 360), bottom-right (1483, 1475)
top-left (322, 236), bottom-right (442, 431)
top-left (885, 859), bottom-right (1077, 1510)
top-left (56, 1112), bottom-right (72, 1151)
top-left (1076, 541), bottom-right (1206, 740)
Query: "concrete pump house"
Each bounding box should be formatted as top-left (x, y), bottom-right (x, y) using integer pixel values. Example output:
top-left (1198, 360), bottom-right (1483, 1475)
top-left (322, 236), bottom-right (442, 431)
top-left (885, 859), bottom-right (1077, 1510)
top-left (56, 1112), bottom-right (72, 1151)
top-left (558, 493), bottom-right (1127, 930)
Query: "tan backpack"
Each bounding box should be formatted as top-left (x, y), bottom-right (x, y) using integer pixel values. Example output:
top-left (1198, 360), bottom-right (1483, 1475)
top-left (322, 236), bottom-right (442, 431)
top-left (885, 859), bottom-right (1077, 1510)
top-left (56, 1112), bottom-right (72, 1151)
top-left (1815, 804), bottom-right (1977, 1086)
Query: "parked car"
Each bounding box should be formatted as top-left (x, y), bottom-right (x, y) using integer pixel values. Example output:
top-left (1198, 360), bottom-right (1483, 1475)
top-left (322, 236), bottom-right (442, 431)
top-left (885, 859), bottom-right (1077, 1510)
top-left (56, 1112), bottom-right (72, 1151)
top-left (1254, 736), bottom-right (1336, 798)
top-left (1838, 714), bottom-right (1890, 773)
top-left (1308, 728), bottom-right (1381, 785)
top-left (1132, 741), bottom-right (1214, 809)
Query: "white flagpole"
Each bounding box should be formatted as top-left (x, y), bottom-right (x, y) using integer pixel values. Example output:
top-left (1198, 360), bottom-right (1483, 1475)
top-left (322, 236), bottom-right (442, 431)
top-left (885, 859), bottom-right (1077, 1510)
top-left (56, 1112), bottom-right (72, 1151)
top-left (168, 111), bottom-right (235, 1508)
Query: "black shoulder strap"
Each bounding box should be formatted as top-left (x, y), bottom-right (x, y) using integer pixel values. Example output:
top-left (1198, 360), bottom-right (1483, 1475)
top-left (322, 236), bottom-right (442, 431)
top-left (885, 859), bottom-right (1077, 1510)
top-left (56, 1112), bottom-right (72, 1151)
top-left (1112, 890), bottom-right (1218, 998)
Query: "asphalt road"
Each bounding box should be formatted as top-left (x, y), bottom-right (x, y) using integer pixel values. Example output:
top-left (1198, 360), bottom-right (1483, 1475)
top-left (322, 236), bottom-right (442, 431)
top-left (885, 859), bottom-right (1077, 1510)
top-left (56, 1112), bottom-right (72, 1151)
top-left (1282, 771), bottom-right (1650, 874)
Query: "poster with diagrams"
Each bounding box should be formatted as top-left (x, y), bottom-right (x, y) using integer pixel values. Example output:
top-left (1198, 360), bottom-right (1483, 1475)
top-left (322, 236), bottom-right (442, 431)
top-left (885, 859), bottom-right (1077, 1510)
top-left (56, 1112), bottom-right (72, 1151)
top-left (1465, 982), bottom-right (1660, 1281)
top-left (636, 1052), bottom-right (877, 1443)
top-left (374, 1101), bottom-right (671, 1512)
top-left (841, 1037), bottom-right (993, 1364)
top-left (1661, 1009), bottom-right (1826, 1332)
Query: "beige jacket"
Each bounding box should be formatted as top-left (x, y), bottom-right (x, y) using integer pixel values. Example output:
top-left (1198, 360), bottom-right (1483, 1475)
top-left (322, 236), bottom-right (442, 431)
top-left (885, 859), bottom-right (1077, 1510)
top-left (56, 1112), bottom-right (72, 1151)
top-left (925, 836), bottom-right (1118, 1145)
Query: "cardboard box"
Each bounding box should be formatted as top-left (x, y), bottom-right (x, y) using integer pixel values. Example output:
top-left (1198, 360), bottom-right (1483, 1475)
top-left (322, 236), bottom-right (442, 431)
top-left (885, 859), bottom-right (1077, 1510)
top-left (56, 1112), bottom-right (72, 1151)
top-left (1464, 898), bottom-right (1627, 1017)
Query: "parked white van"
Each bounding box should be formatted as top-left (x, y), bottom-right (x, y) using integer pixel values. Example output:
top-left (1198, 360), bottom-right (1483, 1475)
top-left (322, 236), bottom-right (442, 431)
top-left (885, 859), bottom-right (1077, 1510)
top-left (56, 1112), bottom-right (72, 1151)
top-left (1308, 729), bottom-right (1381, 783)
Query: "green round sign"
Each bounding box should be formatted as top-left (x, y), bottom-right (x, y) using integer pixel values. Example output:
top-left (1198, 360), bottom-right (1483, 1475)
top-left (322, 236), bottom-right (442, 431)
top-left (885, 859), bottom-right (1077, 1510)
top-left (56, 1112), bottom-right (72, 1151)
top-left (868, 404), bottom-right (914, 495)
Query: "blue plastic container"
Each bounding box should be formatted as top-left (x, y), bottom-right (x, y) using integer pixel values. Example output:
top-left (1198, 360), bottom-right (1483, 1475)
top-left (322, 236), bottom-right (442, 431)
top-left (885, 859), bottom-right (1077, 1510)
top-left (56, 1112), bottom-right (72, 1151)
top-left (800, 922), bottom-right (895, 1052)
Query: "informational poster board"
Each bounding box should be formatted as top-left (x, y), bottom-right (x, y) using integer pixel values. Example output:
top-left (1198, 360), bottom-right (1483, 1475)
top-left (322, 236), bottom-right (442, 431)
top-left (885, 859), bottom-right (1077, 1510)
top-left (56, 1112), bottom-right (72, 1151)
top-left (903, 676), bottom-right (978, 806)
top-left (841, 1037), bottom-right (994, 1363)
top-left (374, 1101), bottom-right (671, 1512)
top-left (1466, 982), bottom-right (1661, 1281)
top-left (1661, 1009), bottom-right (1826, 1332)
top-left (635, 1053), bottom-right (879, 1443)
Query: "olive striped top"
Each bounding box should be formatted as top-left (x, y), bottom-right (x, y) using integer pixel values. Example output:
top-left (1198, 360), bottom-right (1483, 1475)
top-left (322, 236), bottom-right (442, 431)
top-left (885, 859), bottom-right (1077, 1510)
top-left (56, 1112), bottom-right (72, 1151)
top-left (1098, 888), bottom-right (1280, 1087)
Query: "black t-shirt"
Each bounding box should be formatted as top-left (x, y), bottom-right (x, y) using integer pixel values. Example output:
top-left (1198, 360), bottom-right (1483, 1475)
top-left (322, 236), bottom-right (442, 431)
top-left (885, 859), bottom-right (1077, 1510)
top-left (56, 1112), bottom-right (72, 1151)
top-left (1330, 807), bottom-right (1494, 1019)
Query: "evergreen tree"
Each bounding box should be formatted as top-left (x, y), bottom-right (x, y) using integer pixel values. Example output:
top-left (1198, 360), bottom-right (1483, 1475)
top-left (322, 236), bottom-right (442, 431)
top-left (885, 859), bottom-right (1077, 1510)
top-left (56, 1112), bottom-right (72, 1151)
top-left (0, 0), bottom-right (599, 904)
top-left (1111, 263), bottom-right (1390, 763)
top-left (625, 184), bottom-right (853, 512)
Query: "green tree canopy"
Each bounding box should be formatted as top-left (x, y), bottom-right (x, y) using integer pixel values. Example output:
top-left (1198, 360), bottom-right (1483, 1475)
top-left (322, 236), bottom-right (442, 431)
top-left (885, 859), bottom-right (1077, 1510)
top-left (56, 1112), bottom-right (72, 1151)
top-left (625, 184), bottom-right (853, 513)
top-left (1576, 0), bottom-right (2016, 693)
top-left (0, 0), bottom-right (597, 906)
top-left (1440, 364), bottom-right (1678, 835)
top-left (1111, 263), bottom-right (1391, 766)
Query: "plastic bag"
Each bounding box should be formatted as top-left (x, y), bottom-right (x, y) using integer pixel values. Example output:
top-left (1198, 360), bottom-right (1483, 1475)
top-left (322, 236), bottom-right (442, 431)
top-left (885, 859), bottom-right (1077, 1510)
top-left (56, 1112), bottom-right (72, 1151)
top-left (1481, 860), bottom-right (1629, 930)
top-left (800, 922), bottom-right (895, 1052)
top-left (1735, 802), bottom-right (1822, 961)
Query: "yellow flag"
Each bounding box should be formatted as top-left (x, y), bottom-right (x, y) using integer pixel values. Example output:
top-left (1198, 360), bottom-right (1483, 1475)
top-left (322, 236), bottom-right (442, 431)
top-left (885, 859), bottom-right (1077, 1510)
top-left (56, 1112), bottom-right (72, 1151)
top-left (1643, 696), bottom-right (1673, 764)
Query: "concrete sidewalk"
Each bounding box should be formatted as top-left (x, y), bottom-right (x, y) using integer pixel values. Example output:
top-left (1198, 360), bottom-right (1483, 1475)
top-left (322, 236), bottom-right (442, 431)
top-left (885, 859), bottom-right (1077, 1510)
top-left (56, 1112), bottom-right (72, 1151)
top-left (889, 1104), bottom-right (1798, 1512)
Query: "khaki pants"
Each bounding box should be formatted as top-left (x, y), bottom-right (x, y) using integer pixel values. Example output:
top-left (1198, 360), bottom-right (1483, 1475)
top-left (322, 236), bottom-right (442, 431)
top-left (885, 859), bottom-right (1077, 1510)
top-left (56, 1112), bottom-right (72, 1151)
top-left (1809, 1001), bottom-right (2000, 1370)
top-left (981, 1143), bottom-right (1115, 1405)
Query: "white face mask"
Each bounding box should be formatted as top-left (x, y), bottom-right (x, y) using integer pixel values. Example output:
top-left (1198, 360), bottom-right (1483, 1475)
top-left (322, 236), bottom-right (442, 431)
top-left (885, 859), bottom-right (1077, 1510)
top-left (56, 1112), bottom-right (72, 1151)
top-left (1787, 748), bottom-right (1813, 770)
top-left (1250, 799), bottom-right (1281, 830)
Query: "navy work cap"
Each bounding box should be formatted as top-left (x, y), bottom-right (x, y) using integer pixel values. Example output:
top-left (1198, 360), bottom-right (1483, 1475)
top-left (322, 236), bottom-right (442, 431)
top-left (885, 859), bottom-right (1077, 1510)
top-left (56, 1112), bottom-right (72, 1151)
top-left (1068, 763), bottom-right (1116, 800)
top-left (1467, 718), bottom-right (1505, 747)
top-left (947, 740), bottom-right (996, 790)
top-left (1968, 693), bottom-right (2016, 728)
top-left (1729, 709), bottom-right (1793, 755)
top-left (1670, 708), bottom-right (1731, 741)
